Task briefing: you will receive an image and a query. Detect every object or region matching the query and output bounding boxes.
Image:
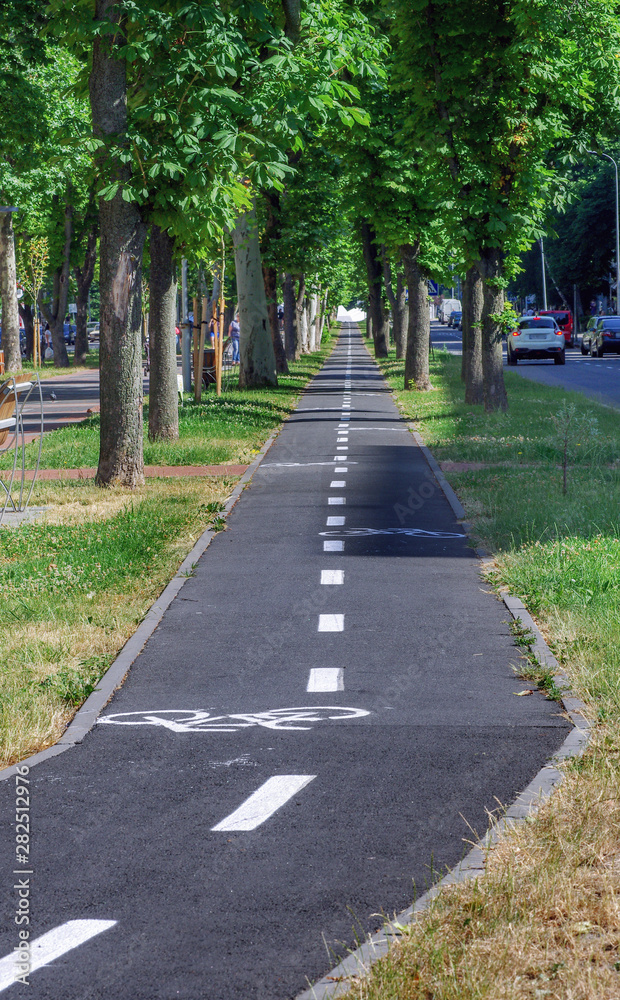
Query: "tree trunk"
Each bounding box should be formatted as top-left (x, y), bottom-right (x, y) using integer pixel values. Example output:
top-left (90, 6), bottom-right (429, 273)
top-left (74, 225), bottom-right (97, 364)
top-left (18, 302), bottom-right (34, 362)
top-left (50, 190), bottom-right (73, 367)
top-left (401, 243), bottom-right (432, 391)
top-left (148, 225), bottom-right (179, 441)
top-left (461, 263), bottom-right (483, 405)
top-left (263, 263), bottom-right (288, 373)
top-left (295, 275), bottom-right (308, 354)
top-left (232, 202), bottom-right (277, 388)
top-left (479, 246), bottom-right (508, 412)
top-left (361, 220), bottom-right (388, 357)
top-left (395, 272), bottom-right (407, 359)
top-left (307, 292), bottom-right (318, 351)
top-left (38, 196), bottom-right (72, 369)
top-left (0, 211), bottom-right (22, 371)
top-left (90, 0), bottom-right (147, 487)
top-left (283, 272), bottom-right (299, 361)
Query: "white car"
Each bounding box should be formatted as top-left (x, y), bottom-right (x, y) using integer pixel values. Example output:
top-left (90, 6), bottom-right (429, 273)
top-left (507, 315), bottom-right (566, 365)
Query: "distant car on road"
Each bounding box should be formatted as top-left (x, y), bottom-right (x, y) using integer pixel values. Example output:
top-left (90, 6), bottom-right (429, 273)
top-left (448, 310), bottom-right (462, 329)
top-left (587, 315), bottom-right (620, 357)
top-left (507, 315), bottom-right (565, 365)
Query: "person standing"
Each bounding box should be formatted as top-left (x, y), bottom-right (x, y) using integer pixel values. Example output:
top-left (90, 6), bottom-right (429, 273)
top-left (229, 314), bottom-right (240, 363)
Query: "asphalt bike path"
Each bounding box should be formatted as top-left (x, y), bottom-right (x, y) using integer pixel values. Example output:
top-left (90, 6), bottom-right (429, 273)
top-left (0, 325), bottom-right (569, 998)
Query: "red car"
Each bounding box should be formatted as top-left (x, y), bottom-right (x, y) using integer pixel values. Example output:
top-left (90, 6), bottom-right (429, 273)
top-left (539, 310), bottom-right (573, 347)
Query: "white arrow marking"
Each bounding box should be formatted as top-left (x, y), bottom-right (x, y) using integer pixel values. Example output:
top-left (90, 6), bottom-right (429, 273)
top-left (0, 920), bottom-right (117, 992)
top-left (211, 776), bottom-right (316, 831)
top-left (307, 668), bottom-right (344, 692)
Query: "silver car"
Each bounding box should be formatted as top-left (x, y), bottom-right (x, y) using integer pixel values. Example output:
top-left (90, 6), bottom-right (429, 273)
top-left (507, 316), bottom-right (565, 365)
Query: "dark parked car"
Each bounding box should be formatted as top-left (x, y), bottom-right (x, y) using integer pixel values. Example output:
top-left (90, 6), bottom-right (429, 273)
top-left (588, 315), bottom-right (620, 357)
top-left (448, 310), bottom-right (462, 329)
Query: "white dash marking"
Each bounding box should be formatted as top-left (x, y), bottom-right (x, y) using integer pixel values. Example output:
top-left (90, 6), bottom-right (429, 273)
top-left (318, 614), bottom-right (344, 631)
top-left (211, 776), bottom-right (315, 832)
top-left (321, 569), bottom-right (344, 584)
top-left (336, 446), bottom-right (348, 451)
top-left (307, 668), bottom-right (344, 692)
top-left (328, 497), bottom-right (346, 505)
top-left (0, 920), bottom-right (117, 993)
top-left (326, 516), bottom-right (345, 526)
top-left (334, 467), bottom-right (348, 472)
top-left (337, 437), bottom-right (348, 443)
top-left (330, 480), bottom-right (346, 487)
top-left (324, 540), bottom-right (344, 551)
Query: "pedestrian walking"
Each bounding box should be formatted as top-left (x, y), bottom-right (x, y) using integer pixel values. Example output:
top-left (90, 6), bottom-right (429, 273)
top-left (229, 314), bottom-right (240, 363)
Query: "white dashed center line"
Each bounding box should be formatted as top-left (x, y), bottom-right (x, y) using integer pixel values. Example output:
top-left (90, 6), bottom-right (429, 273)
top-left (321, 569), bottom-right (344, 584)
top-left (318, 614), bottom-right (344, 631)
top-left (330, 480), bottom-right (346, 488)
top-left (307, 668), bottom-right (344, 692)
top-left (326, 516), bottom-right (345, 526)
top-left (328, 497), bottom-right (346, 504)
top-left (0, 920), bottom-right (118, 993)
top-left (324, 540), bottom-right (344, 551)
top-left (211, 776), bottom-right (316, 832)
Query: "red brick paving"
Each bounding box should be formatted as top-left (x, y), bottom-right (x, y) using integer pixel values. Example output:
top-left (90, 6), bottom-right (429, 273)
top-left (27, 464), bottom-right (248, 482)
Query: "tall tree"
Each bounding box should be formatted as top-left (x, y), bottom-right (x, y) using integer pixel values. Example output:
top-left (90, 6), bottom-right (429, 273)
top-left (90, 0), bottom-right (146, 487)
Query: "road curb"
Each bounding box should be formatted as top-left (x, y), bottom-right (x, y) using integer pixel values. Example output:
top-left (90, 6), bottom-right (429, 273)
top-left (0, 431), bottom-right (279, 783)
top-left (296, 345), bottom-right (593, 1000)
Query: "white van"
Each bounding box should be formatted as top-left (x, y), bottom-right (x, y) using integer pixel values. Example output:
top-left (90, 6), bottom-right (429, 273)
top-left (438, 298), bottom-right (461, 324)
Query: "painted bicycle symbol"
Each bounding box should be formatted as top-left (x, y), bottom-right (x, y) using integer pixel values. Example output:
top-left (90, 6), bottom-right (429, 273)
top-left (319, 527), bottom-right (465, 539)
top-left (98, 706), bottom-right (370, 733)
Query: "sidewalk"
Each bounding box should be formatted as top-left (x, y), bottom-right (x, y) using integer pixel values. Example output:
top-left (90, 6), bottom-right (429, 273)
top-left (0, 325), bottom-right (569, 1000)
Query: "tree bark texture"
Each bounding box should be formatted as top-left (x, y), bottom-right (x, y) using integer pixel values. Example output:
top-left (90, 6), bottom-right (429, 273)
top-left (295, 275), bottom-right (307, 354)
top-left (90, 0), bottom-right (147, 486)
top-left (283, 272), bottom-right (299, 361)
top-left (461, 263), bottom-right (484, 405)
top-left (401, 243), bottom-right (432, 391)
top-left (361, 220), bottom-right (388, 357)
top-left (479, 246), bottom-right (508, 412)
top-left (282, 0), bottom-right (301, 41)
top-left (0, 211), bottom-right (22, 371)
top-left (74, 225), bottom-right (97, 364)
top-left (148, 225), bottom-right (179, 441)
top-left (19, 303), bottom-right (34, 362)
top-left (232, 203), bottom-right (277, 388)
top-left (263, 263), bottom-right (288, 374)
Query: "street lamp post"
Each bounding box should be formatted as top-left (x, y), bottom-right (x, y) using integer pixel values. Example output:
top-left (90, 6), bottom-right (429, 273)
top-left (539, 237), bottom-right (548, 310)
top-left (588, 149), bottom-right (620, 316)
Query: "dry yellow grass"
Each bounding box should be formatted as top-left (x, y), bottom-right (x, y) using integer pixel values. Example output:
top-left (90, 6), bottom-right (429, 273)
top-left (340, 731), bottom-right (620, 1000)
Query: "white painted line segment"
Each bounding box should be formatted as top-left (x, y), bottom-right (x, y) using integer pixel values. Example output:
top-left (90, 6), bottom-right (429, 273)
top-left (318, 614), bottom-right (344, 631)
top-left (307, 668), bottom-right (344, 692)
top-left (334, 467), bottom-right (348, 472)
top-left (326, 516), bottom-right (345, 526)
top-left (324, 540), bottom-right (344, 551)
top-left (330, 481), bottom-right (346, 487)
top-left (211, 775), bottom-right (316, 832)
top-left (0, 920), bottom-right (117, 993)
top-left (336, 446), bottom-right (348, 451)
top-left (328, 497), bottom-right (346, 505)
top-left (321, 569), bottom-right (344, 585)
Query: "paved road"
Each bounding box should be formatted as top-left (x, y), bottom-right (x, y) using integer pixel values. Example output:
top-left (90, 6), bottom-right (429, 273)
top-left (433, 323), bottom-right (620, 408)
top-left (0, 326), bottom-right (568, 999)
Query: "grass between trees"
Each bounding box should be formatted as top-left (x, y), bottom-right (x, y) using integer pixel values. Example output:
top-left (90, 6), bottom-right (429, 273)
top-left (0, 336), bottom-right (333, 769)
top-left (341, 347), bottom-right (620, 1000)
